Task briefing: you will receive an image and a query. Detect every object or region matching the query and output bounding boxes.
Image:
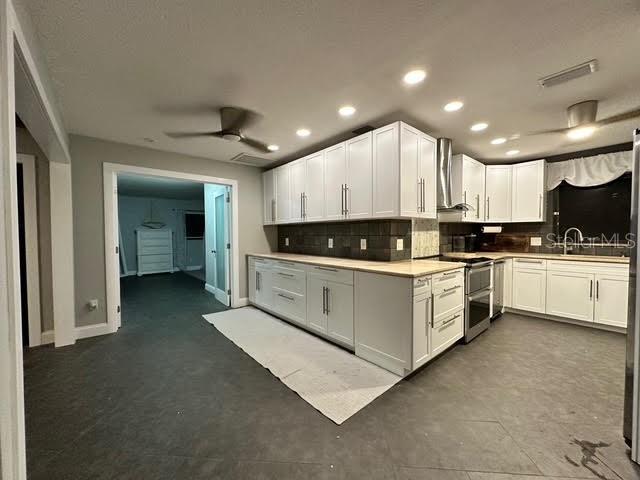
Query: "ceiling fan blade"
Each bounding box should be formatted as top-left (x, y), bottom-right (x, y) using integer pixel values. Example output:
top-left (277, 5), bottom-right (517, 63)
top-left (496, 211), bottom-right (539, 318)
top-left (524, 127), bottom-right (571, 137)
top-left (597, 108), bottom-right (640, 126)
top-left (240, 136), bottom-right (271, 153)
top-left (220, 106), bottom-right (262, 131)
top-left (165, 131), bottom-right (218, 139)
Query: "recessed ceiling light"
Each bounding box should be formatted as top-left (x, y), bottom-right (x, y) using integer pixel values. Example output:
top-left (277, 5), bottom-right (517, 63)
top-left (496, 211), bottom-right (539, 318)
top-left (491, 137), bottom-right (506, 145)
top-left (403, 69), bottom-right (426, 85)
top-left (267, 144), bottom-right (279, 152)
top-left (296, 128), bottom-right (311, 137)
top-left (470, 122), bottom-right (488, 132)
top-left (567, 125), bottom-right (596, 140)
top-left (338, 105), bottom-right (356, 117)
top-left (506, 149), bottom-right (520, 156)
top-left (443, 101), bottom-right (464, 112)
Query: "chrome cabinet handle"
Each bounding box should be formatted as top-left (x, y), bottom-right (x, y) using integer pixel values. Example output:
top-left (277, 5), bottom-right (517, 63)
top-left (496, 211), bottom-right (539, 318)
top-left (322, 286), bottom-right (326, 314)
top-left (463, 191), bottom-right (467, 218)
top-left (256, 271), bottom-right (260, 291)
top-left (430, 293), bottom-right (435, 328)
top-left (538, 193), bottom-right (543, 218)
top-left (443, 285), bottom-right (460, 293)
top-left (422, 178), bottom-right (426, 213)
top-left (325, 286), bottom-right (330, 314)
top-left (278, 272), bottom-right (295, 278)
top-left (278, 293), bottom-right (294, 301)
top-left (487, 197), bottom-right (490, 219)
top-left (589, 279), bottom-right (593, 300)
top-left (596, 280), bottom-right (599, 300)
top-left (271, 199), bottom-right (276, 222)
top-left (443, 314), bottom-right (461, 326)
top-left (515, 259), bottom-right (543, 264)
top-left (316, 266), bottom-right (338, 272)
top-left (476, 194), bottom-right (480, 219)
top-left (345, 185), bottom-right (350, 214)
top-left (441, 271), bottom-right (459, 277)
top-left (426, 295), bottom-right (431, 335)
top-left (341, 184), bottom-right (345, 215)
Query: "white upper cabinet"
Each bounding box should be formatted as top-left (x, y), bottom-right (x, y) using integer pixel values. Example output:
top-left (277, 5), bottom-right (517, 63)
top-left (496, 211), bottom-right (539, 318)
top-left (304, 151), bottom-right (325, 221)
top-left (512, 159), bottom-right (546, 222)
top-left (372, 123), bottom-right (399, 217)
top-left (324, 143), bottom-right (347, 221)
top-left (461, 155), bottom-right (486, 223)
top-left (262, 169), bottom-right (276, 225)
top-left (289, 159), bottom-right (306, 222)
top-left (419, 133), bottom-right (437, 218)
top-left (274, 164), bottom-right (290, 223)
top-left (400, 124), bottom-right (420, 218)
top-left (345, 132), bottom-right (373, 219)
top-left (485, 165), bottom-right (512, 222)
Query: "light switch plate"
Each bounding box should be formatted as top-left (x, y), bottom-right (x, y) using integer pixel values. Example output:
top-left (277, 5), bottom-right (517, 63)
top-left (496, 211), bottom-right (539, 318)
top-left (396, 238), bottom-right (404, 250)
top-left (530, 236), bottom-right (542, 246)
top-left (328, 238), bottom-right (334, 249)
top-left (285, 237), bottom-right (289, 246)
top-left (360, 238), bottom-right (367, 250)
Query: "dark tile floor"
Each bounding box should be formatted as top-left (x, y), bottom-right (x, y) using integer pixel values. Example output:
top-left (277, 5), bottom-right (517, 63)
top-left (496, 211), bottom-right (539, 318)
top-left (24, 272), bottom-right (640, 479)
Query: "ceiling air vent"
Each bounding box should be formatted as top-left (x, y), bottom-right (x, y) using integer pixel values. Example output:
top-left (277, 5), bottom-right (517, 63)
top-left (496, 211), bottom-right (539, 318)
top-left (538, 59), bottom-right (598, 88)
top-left (228, 153), bottom-right (273, 167)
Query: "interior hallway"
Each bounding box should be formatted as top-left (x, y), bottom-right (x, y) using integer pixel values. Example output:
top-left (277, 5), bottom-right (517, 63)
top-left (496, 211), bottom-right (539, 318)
top-left (23, 273), bottom-right (638, 479)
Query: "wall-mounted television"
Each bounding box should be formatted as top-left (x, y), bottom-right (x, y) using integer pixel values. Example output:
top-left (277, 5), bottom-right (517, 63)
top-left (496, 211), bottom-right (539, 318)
top-left (185, 212), bottom-right (204, 239)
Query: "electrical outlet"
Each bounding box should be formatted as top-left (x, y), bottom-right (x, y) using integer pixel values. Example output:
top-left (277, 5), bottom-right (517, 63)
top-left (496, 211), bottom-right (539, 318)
top-left (360, 238), bottom-right (367, 250)
top-left (396, 238), bottom-right (404, 251)
top-left (328, 238), bottom-right (334, 249)
top-left (285, 237), bottom-right (289, 246)
top-left (530, 236), bottom-right (542, 246)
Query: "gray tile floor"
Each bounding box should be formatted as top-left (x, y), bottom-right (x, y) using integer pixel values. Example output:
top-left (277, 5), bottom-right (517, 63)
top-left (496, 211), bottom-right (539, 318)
top-left (24, 272), bottom-right (640, 479)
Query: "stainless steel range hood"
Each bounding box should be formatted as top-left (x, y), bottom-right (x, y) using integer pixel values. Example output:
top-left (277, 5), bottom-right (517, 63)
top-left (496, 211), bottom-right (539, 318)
top-left (436, 138), bottom-right (471, 211)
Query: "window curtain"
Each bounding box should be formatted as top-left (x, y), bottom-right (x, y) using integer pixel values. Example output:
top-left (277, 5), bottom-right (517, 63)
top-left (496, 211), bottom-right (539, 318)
top-left (546, 150), bottom-right (632, 190)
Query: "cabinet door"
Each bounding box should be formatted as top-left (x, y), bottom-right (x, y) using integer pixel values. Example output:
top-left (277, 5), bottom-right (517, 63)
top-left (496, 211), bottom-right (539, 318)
top-left (275, 165), bottom-right (290, 223)
top-left (255, 266), bottom-right (273, 309)
top-left (372, 123), bottom-right (399, 217)
top-left (594, 274), bottom-right (629, 328)
top-left (305, 152), bottom-right (325, 221)
top-left (307, 277), bottom-right (328, 334)
top-left (546, 270), bottom-right (594, 321)
top-left (324, 143), bottom-right (347, 221)
top-left (462, 156), bottom-right (485, 222)
top-left (512, 268), bottom-right (546, 313)
top-left (485, 165), bottom-right (512, 222)
top-left (512, 160), bottom-right (545, 222)
top-left (346, 132), bottom-right (372, 219)
top-left (503, 259), bottom-right (513, 308)
top-left (263, 170), bottom-right (276, 224)
top-left (289, 159), bottom-right (306, 222)
top-left (400, 124), bottom-right (420, 217)
top-left (248, 265), bottom-right (256, 303)
top-left (419, 134), bottom-right (437, 218)
top-left (412, 293), bottom-right (431, 369)
top-left (327, 281), bottom-right (354, 346)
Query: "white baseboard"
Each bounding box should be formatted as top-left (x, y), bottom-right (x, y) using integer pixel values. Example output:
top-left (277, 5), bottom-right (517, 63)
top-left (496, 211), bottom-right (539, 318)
top-left (183, 265), bottom-right (203, 271)
top-left (504, 308), bottom-right (626, 334)
top-left (76, 322), bottom-right (113, 340)
top-left (120, 270), bottom-right (137, 278)
top-left (235, 297), bottom-right (249, 308)
top-left (204, 283), bottom-right (216, 295)
top-left (41, 330), bottom-right (55, 345)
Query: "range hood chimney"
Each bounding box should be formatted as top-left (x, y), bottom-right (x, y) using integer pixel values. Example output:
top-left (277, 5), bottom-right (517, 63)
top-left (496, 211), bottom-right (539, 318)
top-left (436, 138), bottom-right (471, 211)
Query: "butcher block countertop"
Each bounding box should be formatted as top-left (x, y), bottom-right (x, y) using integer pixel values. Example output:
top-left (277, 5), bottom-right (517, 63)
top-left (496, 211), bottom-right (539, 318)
top-left (248, 252), bottom-right (465, 278)
top-left (445, 251), bottom-right (630, 264)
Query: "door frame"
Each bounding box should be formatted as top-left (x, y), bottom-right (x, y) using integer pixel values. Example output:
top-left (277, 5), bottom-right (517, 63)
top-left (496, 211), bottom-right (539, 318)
top-left (103, 163), bottom-right (240, 333)
top-left (16, 153), bottom-right (41, 347)
top-left (212, 187), bottom-right (230, 305)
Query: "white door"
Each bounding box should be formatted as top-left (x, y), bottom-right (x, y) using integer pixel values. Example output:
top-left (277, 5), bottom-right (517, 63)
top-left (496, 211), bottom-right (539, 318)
top-left (346, 132), bottom-right (372, 219)
top-left (289, 159), bottom-right (306, 222)
top-left (546, 270), bottom-right (594, 321)
top-left (594, 274), bottom-right (629, 328)
top-left (512, 268), bottom-right (546, 313)
top-left (204, 184), bottom-right (218, 295)
top-left (372, 123), bottom-right (399, 217)
top-left (412, 293), bottom-right (431, 369)
top-left (307, 277), bottom-right (327, 334)
top-left (512, 160), bottom-right (545, 222)
top-left (326, 281), bottom-right (354, 346)
top-left (419, 134), bottom-right (437, 219)
top-left (263, 170), bottom-right (276, 224)
top-left (400, 124), bottom-right (420, 217)
top-left (275, 165), bottom-right (290, 223)
top-left (304, 152), bottom-right (325, 221)
top-left (485, 165), bottom-right (512, 222)
top-left (214, 189), bottom-right (231, 305)
top-left (324, 143), bottom-right (347, 220)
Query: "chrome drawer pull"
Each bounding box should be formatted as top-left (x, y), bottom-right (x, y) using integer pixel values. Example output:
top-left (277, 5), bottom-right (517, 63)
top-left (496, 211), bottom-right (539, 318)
top-left (443, 285), bottom-right (460, 293)
top-left (316, 267), bottom-right (338, 272)
top-left (278, 272), bottom-right (295, 278)
top-left (442, 314), bottom-right (460, 326)
top-left (278, 293), bottom-right (294, 301)
top-left (440, 271), bottom-right (459, 277)
top-left (515, 259), bottom-right (543, 264)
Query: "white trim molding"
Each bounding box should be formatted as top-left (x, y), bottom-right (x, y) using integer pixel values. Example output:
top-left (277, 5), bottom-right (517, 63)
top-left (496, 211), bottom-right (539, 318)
top-left (236, 297), bottom-right (249, 308)
top-left (76, 323), bottom-right (112, 340)
top-left (40, 329), bottom-right (54, 345)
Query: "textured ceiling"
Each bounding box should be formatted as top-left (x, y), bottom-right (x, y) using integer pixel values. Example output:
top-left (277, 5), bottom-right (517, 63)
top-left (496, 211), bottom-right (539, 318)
top-left (23, 0), bottom-right (640, 165)
top-left (117, 174), bottom-right (204, 200)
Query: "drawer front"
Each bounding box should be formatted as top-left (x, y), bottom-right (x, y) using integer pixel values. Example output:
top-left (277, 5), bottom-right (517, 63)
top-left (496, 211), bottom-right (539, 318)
top-left (138, 230), bottom-right (171, 240)
top-left (139, 254), bottom-right (172, 266)
top-left (433, 284), bottom-right (464, 320)
top-left (273, 266), bottom-right (306, 295)
top-left (413, 276), bottom-right (431, 296)
top-left (432, 269), bottom-right (464, 292)
top-left (138, 244), bottom-right (172, 255)
top-left (513, 258), bottom-right (546, 270)
top-left (547, 259), bottom-right (629, 275)
top-left (431, 309), bottom-right (464, 357)
top-left (273, 287), bottom-right (306, 325)
top-left (308, 265), bottom-right (354, 285)
top-left (249, 256), bottom-right (273, 269)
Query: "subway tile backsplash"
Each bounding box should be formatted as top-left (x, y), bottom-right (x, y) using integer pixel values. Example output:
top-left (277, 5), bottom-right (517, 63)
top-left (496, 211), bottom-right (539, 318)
top-left (277, 220), bottom-right (412, 261)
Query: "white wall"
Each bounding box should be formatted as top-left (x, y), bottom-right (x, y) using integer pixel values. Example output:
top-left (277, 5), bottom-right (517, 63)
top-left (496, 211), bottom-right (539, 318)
top-left (117, 195), bottom-right (204, 274)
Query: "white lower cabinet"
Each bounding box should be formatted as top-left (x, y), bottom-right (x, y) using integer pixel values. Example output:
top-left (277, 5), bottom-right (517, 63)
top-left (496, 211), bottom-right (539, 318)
top-left (412, 292), bottom-right (432, 370)
top-left (307, 276), bottom-right (354, 347)
top-left (512, 267), bottom-right (546, 313)
top-left (546, 270), bottom-right (594, 322)
top-left (431, 309), bottom-right (464, 358)
top-left (594, 274), bottom-right (629, 328)
top-left (255, 263), bottom-right (274, 310)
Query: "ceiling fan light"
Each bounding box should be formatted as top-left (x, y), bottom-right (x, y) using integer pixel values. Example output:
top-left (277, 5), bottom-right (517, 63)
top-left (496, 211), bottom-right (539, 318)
top-left (567, 125), bottom-right (596, 140)
top-left (267, 144), bottom-right (279, 152)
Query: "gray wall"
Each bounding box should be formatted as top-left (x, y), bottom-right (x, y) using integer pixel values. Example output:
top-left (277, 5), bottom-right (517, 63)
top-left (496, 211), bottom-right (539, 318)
top-left (70, 134), bottom-right (277, 327)
top-left (16, 126), bottom-right (54, 333)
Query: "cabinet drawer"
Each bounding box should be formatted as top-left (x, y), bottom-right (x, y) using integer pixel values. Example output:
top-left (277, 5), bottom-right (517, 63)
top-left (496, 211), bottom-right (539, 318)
top-left (249, 256), bottom-right (273, 268)
top-left (273, 266), bottom-right (306, 295)
top-left (273, 287), bottom-right (306, 325)
top-left (413, 276), bottom-right (431, 296)
top-left (139, 260), bottom-right (172, 272)
top-left (138, 230), bottom-right (171, 240)
top-left (138, 244), bottom-right (172, 255)
top-left (432, 309), bottom-right (464, 357)
top-left (433, 284), bottom-right (464, 320)
top-left (432, 269), bottom-right (464, 293)
top-left (308, 265), bottom-right (354, 285)
top-left (139, 254), bottom-right (172, 266)
top-left (513, 258), bottom-right (546, 270)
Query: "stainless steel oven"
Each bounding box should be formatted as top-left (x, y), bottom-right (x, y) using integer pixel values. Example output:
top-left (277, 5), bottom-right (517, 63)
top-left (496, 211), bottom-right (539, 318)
top-left (463, 259), bottom-right (493, 342)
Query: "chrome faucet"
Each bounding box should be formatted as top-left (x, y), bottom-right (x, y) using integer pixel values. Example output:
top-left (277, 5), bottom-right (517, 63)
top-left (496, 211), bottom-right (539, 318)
top-left (563, 227), bottom-right (584, 255)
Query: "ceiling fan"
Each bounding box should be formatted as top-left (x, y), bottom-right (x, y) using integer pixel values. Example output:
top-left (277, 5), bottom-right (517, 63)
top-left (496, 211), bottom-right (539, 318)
top-left (165, 106), bottom-right (272, 153)
top-left (527, 100), bottom-right (640, 140)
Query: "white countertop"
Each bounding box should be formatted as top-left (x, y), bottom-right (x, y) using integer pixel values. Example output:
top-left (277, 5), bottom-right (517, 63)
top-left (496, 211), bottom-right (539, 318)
top-left (444, 251), bottom-right (629, 264)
